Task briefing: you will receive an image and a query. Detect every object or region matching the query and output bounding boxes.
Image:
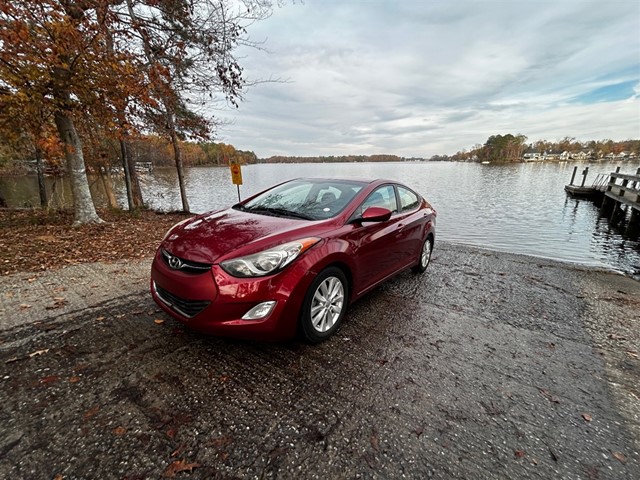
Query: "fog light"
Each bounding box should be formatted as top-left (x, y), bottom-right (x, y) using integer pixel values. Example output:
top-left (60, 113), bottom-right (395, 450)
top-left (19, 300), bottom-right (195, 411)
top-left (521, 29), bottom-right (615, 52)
top-left (242, 301), bottom-right (276, 320)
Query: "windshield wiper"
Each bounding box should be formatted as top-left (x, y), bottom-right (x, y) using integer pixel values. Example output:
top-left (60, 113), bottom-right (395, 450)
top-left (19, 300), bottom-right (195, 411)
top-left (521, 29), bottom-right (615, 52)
top-left (242, 206), bottom-right (314, 220)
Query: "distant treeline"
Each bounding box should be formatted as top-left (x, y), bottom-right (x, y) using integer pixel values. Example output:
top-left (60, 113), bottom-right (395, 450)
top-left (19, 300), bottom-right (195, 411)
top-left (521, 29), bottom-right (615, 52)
top-left (4, 132), bottom-right (638, 177)
top-left (0, 134), bottom-right (258, 174)
top-left (436, 136), bottom-right (640, 163)
top-left (259, 154), bottom-right (405, 164)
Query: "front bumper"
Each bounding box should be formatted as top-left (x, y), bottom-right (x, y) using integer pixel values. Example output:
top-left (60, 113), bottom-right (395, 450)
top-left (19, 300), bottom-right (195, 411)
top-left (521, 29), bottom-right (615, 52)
top-left (150, 248), bottom-right (316, 341)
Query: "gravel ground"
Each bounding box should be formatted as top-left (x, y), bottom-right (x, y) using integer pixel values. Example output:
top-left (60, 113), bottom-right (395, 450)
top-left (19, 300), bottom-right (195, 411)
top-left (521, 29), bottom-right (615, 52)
top-left (0, 242), bottom-right (638, 479)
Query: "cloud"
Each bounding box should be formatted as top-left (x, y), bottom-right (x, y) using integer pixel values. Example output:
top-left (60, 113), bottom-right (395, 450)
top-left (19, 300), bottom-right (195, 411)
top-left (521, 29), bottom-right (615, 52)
top-left (218, 0), bottom-right (640, 157)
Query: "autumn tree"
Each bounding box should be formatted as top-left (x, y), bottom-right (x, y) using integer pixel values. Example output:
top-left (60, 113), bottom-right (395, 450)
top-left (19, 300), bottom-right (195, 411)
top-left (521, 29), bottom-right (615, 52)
top-left (117, 0), bottom-right (274, 212)
top-left (0, 0), bottom-right (144, 223)
top-left (0, 88), bottom-right (55, 206)
top-left (479, 134), bottom-right (528, 162)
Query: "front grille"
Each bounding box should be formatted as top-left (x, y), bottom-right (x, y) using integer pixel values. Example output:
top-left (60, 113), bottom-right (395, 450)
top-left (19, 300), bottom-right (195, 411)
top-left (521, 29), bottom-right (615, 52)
top-left (154, 284), bottom-right (211, 318)
top-left (161, 249), bottom-right (211, 274)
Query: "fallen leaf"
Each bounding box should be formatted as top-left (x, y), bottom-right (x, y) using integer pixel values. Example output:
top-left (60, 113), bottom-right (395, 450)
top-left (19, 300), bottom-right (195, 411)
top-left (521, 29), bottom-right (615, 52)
top-left (36, 235), bottom-right (58, 243)
top-left (69, 376), bottom-right (81, 384)
top-left (83, 406), bottom-right (100, 420)
top-left (46, 297), bottom-right (67, 309)
top-left (40, 375), bottom-right (59, 384)
top-left (20, 303), bottom-right (32, 309)
top-left (171, 444), bottom-right (186, 458)
top-left (166, 427), bottom-right (177, 439)
top-left (154, 319), bottom-right (165, 325)
top-left (53, 475), bottom-right (63, 480)
top-left (514, 449), bottom-right (525, 458)
top-left (612, 451), bottom-right (627, 464)
top-left (539, 388), bottom-right (561, 403)
top-left (370, 429), bottom-right (379, 451)
top-left (29, 349), bottom-right (49, 357)
top-left (163, 459), bottom-right (201, 478)
top-left (113, 426), bottom-right (126, 436)
top-left (209, 435), bottom-right (232, 448)
top-left (96, 316), bottom-right (106, 321)
top-left (581, 413), bottom-right (592, 422)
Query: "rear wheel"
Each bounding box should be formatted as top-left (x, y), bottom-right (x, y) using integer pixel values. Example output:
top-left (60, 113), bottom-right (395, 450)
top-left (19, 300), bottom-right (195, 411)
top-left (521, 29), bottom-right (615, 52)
top-left (412, 236), bottom-right (433, 273)
top-left (300, 267), bottom-right (348, 343)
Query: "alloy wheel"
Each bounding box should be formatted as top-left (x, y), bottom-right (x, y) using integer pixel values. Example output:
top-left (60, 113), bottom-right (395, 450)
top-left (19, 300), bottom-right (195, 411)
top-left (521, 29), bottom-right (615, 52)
top-left (421, 239), bottom-right (432, 268)
top-left (310, 276), bottom-right (345, 333)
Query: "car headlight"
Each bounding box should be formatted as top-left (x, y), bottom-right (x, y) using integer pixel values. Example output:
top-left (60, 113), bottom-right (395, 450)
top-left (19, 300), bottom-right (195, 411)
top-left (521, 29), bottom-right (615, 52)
top-left (220, 237), bottom-right (320, 278)
top-left (162, 217), bottom-right (193, 241)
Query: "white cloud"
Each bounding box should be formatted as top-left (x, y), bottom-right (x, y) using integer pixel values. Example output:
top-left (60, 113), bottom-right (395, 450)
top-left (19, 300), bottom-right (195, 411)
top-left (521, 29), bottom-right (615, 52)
top-left (217, 0), bottom-right (640, 157)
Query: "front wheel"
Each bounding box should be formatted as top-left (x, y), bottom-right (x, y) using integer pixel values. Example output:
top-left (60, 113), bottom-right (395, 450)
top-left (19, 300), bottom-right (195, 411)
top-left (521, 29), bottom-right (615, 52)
top-left (411, 236), bottom-right (433, 274)
top-left (300, 267), bottom-right (348, 344)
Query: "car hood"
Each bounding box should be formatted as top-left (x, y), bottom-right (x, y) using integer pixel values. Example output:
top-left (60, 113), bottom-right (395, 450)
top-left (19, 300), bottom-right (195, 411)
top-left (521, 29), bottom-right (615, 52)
top-left (162, 208), bottom-right (324, 264)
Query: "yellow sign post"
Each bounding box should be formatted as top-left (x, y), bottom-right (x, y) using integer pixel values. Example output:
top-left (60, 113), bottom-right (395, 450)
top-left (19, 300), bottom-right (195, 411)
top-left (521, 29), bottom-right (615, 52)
top-left (229, 162), bottom-right (243, 201)
top-left (230, 163), bottom-right (243, 185)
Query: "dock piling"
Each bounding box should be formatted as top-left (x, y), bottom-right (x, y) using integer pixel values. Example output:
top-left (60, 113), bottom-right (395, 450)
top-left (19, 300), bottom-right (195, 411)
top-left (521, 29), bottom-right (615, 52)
top-left (569, 166), bottom-right (578, 186)
top-left (581, 167), bottom-right (589, 187)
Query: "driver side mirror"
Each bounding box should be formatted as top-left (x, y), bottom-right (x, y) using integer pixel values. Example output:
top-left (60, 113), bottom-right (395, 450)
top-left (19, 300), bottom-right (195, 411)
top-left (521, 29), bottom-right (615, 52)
top-left (358, 206), bottom-right (392, 223)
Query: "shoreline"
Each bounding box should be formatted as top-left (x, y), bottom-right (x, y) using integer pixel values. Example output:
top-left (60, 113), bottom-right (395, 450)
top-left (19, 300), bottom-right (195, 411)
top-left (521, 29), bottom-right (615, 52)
top-left (1, 205), bottom-right (637, 280)
top-left (0, 240), bottom-right (632, 322)
top-left (0, 241), bottom-right (636, 331)
top-left (443, 239), bottom-right (633, 278)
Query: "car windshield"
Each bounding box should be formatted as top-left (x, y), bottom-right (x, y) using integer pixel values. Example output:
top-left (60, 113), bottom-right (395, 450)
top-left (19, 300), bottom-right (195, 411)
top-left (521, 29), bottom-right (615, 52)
top-left (235, 179), bottom-right (366, 221)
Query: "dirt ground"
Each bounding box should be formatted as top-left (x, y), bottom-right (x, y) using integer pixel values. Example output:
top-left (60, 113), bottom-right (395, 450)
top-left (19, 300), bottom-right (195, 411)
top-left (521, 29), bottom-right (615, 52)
top-left (0, 209), bottom-right (190, 276)
top-left (0, 225), bottom-right (639, 478)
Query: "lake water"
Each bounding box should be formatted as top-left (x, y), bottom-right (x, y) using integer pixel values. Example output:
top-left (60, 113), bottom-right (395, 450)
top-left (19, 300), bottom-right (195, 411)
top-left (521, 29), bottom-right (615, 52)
top-left (2, 161), bottom-right (639, 278)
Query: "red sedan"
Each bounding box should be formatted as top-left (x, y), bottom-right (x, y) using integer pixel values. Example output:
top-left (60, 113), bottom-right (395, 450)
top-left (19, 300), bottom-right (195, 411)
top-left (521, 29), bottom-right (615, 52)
top-left (150, 178), bottom-right (436, 342)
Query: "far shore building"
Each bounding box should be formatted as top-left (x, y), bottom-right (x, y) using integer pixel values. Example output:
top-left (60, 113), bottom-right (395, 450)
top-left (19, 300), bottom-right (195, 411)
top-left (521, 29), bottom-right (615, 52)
top-left (522, 149), bottom-right (596, 161)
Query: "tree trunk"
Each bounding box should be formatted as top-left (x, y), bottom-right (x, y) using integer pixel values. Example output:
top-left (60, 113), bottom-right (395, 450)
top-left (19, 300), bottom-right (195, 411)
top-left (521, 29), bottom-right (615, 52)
top-left (124, 0), bottom-right (188, 213)
top-left (167, 112), bottom-right (190, 213)
top-left (123, 139), bottom-right (144, 208)
top-left (99, 167), bottom-right (118, 208)
top-left (121, 138), bottom-right (135, 210)
top-left (53, 110), bottom-right (103, 225)
top-left (34, 144), bottom-right (47, 208)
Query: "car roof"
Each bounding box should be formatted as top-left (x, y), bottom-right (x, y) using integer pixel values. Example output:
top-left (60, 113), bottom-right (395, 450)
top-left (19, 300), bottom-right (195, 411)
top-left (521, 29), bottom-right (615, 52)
top-left (293, 177), bottom-right (397, 185)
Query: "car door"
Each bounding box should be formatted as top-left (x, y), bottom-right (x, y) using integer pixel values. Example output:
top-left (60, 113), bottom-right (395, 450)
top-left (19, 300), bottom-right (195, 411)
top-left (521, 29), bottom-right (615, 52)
top-left (392, 185), bottom-right (427, 268)
top-left (345, 185), bottom-right (405, 294)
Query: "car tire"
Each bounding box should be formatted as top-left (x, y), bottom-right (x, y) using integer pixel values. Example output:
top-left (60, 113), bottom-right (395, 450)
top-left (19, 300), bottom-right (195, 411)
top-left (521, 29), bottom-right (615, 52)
top-left (411, 236), bottom-right (433, 274)
top-left (300, 267), bottom-right (348, 344)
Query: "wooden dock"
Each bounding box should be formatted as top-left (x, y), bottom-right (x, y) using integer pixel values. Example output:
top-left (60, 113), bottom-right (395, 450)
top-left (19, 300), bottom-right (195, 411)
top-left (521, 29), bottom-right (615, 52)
top-left (563, 166), bottom-right (608, 199)
top-left (134, 161), bottom-right (153, 173)
top-left (565, 166), bottom-right (640, 235)
top-left (601, 169), bottom-right (640, 233)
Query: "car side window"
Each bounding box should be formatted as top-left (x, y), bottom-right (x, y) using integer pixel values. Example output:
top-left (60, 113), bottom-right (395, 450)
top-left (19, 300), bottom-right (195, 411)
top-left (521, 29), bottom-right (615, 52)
top-left (397, 186), bottom-right (420, 212)
top-left (359, 185), bottom-right (398, 215)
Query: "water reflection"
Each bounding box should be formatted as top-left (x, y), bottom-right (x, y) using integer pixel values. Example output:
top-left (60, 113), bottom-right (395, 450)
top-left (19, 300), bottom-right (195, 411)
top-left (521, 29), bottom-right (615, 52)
top-left (1, 161), bottom-right (639, 277)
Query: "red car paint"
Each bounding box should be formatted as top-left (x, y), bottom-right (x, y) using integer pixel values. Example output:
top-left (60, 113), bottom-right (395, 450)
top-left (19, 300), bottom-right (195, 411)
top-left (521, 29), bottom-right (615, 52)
top-left (150, 178), bottom-right (436, 341)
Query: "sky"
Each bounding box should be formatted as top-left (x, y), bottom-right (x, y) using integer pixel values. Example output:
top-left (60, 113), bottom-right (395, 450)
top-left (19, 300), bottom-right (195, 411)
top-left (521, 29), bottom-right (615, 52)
top-left (217, 0), bottom-right (640, 158)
